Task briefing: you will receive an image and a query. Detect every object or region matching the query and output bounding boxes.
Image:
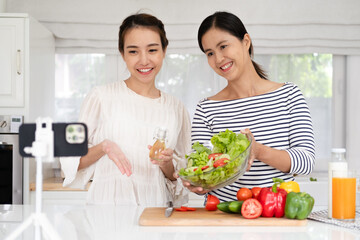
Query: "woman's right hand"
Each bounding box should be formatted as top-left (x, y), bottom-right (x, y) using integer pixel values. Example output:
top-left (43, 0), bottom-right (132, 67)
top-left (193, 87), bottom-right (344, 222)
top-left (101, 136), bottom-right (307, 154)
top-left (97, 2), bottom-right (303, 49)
top-left (174, 172), bottom-right (210, 195)
top-left (102, 140), bottom-right (132, 176)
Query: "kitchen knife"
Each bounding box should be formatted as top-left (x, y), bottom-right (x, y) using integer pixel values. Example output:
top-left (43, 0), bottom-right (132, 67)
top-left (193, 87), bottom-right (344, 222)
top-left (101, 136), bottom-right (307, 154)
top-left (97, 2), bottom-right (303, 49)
top-left (165, 201), bottom-right (174, 217)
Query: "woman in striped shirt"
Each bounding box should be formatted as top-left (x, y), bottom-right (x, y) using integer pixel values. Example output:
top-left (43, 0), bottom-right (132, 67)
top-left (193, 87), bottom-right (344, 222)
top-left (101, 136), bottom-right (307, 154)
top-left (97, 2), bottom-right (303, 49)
top-left (182, 11), bottom-right (315, 202)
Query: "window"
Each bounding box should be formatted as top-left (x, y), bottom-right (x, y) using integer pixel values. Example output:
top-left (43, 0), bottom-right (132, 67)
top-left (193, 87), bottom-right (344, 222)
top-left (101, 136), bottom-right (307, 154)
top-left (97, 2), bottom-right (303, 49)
top-left (255, 54), bottom-right (332, 171)
top-left (55, 54), bottom-right (106, 121)
top-left (55, 53), bottom-right (333, 171)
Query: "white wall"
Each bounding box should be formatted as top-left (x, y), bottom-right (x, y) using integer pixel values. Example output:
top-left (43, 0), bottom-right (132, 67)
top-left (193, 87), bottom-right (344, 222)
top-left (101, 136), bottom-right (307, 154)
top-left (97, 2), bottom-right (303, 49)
top-left (6, 0), bottom-right (360, 54)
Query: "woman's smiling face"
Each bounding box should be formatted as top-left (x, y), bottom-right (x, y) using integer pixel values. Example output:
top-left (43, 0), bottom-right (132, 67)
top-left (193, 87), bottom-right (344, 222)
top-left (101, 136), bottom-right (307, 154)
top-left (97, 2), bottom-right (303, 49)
top-left (201, 27), bottom-right (251, 82)
top-left (122, 26), bottom-right (165, 84)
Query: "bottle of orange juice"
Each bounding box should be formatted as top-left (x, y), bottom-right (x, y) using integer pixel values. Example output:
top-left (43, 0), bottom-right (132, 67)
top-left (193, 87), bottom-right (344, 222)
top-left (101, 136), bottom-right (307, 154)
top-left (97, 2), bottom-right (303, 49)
top-left (328, 148), bottom-right (347, 218)
top-left (149, 127), bottom-right (167, 161)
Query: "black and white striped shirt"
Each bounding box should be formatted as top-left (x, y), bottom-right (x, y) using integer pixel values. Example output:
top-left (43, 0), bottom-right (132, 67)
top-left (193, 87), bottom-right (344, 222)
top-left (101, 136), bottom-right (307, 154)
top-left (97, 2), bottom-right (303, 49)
top-left (191, 82), bottom-right (315, 202)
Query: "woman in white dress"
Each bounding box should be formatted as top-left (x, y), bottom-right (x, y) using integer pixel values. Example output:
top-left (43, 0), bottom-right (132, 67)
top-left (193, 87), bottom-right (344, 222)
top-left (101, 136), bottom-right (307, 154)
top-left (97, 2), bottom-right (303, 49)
top-left (61, 13), bottom-right (191, 206)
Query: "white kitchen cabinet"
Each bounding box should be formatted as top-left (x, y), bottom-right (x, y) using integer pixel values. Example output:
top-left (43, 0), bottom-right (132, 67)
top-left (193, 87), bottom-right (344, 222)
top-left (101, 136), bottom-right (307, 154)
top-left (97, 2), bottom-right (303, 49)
top-left (0, 17), bottom-right (24, 107)
top-left (30, 191), bottom-right (88, 205)
top-left (0, 13), bottom-right (55, 205)
top-left (0, 13), bottom-right (55, 120)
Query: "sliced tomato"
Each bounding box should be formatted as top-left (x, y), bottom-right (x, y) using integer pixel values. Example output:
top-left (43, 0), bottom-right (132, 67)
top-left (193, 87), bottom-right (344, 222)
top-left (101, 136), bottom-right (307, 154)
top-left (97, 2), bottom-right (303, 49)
top-left (213, 158), bottom-right (229, 168)
top-left (183, 207), bottom-right (196, 211)
top-left (175, 206), bottom-right (196, 211)
top-left (193, 165), bottom-right (209, 172)
top-left (208, 153), bottom-right (222, 160)
top-left (251, 187), bottom-right (262, 200)
top-left (205, 194), bottom-right (220, 211)
top-left (175, 208), bottom-right (187, 211)
top-left (241, 198), bottom-right (263, 219)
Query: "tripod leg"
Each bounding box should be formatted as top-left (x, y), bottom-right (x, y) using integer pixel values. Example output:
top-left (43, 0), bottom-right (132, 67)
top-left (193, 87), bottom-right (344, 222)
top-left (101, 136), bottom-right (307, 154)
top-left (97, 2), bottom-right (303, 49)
top-left (37, 213), bottom-right (62, 240)
top-left (5, 214), bottom-right (36, 240)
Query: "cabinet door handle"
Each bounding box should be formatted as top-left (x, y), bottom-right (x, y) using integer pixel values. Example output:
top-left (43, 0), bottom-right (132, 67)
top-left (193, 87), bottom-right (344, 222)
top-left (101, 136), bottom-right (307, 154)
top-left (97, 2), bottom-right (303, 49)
top-left (17, 50), bottom-right (21, 75)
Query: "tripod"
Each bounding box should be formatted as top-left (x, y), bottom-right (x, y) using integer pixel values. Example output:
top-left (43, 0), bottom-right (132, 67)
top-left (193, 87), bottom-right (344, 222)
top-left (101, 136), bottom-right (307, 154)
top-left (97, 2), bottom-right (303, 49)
top-left (6, 118), bottom-right (62, 240)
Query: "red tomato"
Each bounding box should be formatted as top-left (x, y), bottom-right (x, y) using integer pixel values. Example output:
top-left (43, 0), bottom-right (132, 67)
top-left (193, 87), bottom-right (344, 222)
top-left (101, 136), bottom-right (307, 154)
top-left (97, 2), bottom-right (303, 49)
top-left (213, 158), bottom-right (229, 168)
top-left (193, 165), bottom-right (209, 172)
top-left (205, 194), bottom-right (220, 211)
top-left (175, 206), bottom-right (196, 211)
top-left (241, 198), bottom-right (263, 219)
top-left (208, 153), bottom-right (222, 160)
top-left (175, 208), bottom-right (187, 212)
top-left (251, 187), bottom-right (262, 199)
top-left (237, 188), bottom-right (253, 201)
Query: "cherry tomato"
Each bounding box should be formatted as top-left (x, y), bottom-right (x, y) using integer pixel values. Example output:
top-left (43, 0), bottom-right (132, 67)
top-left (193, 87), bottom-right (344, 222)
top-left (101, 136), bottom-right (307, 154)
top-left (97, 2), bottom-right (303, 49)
top-left (236, 188), bottom-right (253, 201)
top-left (208, 153), bottom-right (222, 160)
top-left (205, 194), bottom-right (220, 211)
top-left (213, 158), bottom-right (229, 168)
top-left (241, 198), bottom-right (263, 219)
top-left (251, 187), bottom-right (262, 199)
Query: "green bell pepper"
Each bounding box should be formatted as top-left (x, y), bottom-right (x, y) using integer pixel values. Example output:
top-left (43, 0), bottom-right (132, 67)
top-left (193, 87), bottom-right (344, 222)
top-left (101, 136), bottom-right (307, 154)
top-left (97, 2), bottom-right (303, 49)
top-left (284, 192), bottom-right (315, 220)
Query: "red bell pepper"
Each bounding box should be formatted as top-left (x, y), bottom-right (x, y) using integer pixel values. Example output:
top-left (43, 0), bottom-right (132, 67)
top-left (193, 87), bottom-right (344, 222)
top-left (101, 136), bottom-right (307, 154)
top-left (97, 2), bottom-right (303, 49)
top-left (258, 182), bottom-right (287, 218)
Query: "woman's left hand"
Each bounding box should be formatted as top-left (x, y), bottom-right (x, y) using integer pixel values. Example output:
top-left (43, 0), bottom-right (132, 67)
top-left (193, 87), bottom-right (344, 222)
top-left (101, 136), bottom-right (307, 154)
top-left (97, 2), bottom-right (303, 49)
top-left (148, 146), bottom-right (174, 167)
top-left (148, 146), bottom-right (176, 180)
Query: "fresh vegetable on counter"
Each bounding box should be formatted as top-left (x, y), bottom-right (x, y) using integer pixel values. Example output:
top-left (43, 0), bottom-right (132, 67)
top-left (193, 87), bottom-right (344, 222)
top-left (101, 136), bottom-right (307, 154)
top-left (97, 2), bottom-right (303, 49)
top-left (273, 178), bottom-right (300, 193)
top-left (251, 187), bottom-right (262, 200)
top-left (241, 198), bottom-right (263, 219)
top-left (284, 192), bottom-right (315, 220)
top-left (229, 201), bottom-right (244, 213)
top-left (258, 183), bottom-right (287, 218)
top-left (236, 188), bottom-right (252, 201)
top-left (217, 201), bottom-right (233, 213)
top-left (217, 200), bottom-right (244, 213)
top-left (205, 194), bottom-right (220, 211)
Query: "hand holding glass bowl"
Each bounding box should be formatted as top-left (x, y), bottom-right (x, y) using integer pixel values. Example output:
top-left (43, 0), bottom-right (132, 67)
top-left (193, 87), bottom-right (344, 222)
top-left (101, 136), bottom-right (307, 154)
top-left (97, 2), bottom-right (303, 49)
top-left (178, 130), bottom-right (253, 193)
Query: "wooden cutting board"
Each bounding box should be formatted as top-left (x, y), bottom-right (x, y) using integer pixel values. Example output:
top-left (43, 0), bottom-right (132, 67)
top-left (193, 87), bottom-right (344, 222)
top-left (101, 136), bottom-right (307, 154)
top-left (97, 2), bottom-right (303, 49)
top-left (139, 207), bottom-right (307, 226)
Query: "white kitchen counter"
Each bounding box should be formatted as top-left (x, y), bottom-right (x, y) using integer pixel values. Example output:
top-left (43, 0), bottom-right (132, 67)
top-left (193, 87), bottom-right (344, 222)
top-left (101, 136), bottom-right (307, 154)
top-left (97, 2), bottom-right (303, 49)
top-left (1, 204), bottom-right (359, 240)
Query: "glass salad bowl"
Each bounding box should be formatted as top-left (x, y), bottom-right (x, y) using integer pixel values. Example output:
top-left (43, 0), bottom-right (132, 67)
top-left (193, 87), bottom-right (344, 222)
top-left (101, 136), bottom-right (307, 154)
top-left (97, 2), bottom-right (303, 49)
top-left (179, 132), bottom-right (252, 191)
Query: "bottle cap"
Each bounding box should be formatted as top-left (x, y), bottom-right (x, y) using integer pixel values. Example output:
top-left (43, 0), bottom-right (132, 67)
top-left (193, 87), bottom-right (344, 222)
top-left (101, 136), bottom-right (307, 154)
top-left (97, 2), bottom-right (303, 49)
top-left (155, 127), bottom-right (167, 140)
top-left (331, 148), bottom-right (346, 153)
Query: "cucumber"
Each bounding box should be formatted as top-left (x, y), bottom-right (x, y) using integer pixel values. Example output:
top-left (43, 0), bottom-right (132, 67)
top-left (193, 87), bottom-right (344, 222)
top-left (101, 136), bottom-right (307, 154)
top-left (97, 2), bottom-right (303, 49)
top-left (217, 202), bottom-right (232, 213)
top-left (229, 200), bottom-right (244, 214)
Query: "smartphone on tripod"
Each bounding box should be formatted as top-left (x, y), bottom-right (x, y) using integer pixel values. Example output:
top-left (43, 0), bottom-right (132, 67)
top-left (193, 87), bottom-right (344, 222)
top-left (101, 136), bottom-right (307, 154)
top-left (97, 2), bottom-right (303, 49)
top-left (19, 122), bottom-right (88, 157)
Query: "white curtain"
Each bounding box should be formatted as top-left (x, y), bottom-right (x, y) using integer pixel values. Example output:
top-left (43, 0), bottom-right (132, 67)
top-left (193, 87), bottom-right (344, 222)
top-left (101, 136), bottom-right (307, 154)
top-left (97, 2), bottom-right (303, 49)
top-left (6, 0), bottom-right (360, 55)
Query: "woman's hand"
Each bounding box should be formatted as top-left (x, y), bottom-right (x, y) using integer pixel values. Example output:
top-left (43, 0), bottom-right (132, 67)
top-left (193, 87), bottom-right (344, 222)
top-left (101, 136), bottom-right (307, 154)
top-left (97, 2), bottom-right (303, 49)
top-left (240, 128), bottom-right (257, 171)
top-left (102, 140), bottom-right (132, 176)
top-left (174, 172), bottom-right (210, 195)
top-left (148, 146), bottom-right (176, 180)
top-left (148, 146), bottom-right (174, 167)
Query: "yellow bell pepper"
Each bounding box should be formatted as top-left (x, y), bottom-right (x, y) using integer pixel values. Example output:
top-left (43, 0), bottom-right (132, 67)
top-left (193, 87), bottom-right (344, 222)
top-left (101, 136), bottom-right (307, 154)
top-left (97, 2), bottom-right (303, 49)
top-left (272, 178), bottom-right (300, 193)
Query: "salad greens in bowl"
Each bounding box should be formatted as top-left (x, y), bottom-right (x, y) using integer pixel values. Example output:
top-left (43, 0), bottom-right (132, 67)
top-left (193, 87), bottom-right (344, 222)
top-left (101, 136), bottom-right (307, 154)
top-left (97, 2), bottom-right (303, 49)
top-left (179, 129), bottom-right (252, 190)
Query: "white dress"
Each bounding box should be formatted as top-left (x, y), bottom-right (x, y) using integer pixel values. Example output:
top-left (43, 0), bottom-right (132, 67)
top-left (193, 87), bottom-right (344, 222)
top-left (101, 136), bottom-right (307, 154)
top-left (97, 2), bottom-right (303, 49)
top-left (60, 80), bottom-right (191, 206)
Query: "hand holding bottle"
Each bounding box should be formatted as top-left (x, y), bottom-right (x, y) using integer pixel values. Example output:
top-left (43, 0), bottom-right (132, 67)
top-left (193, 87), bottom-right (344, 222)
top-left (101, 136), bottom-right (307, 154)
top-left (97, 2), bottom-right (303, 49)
top-left (102, 139), bottom-right (132, 176)
top-left (148, 145), bottom-right (174, 167)
top-left (149, 127), bottom-right (167, 161)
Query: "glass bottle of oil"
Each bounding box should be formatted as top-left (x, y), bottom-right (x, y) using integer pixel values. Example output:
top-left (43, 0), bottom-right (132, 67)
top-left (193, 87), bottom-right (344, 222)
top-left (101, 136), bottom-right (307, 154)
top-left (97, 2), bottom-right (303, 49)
top-left (149, 127), bottom-right (167, 161)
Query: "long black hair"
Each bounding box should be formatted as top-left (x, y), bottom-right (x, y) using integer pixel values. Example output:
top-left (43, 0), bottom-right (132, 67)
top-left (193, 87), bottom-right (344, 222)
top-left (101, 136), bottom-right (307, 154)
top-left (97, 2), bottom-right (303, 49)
top-left (198, 11), bottom-right (268, 79)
